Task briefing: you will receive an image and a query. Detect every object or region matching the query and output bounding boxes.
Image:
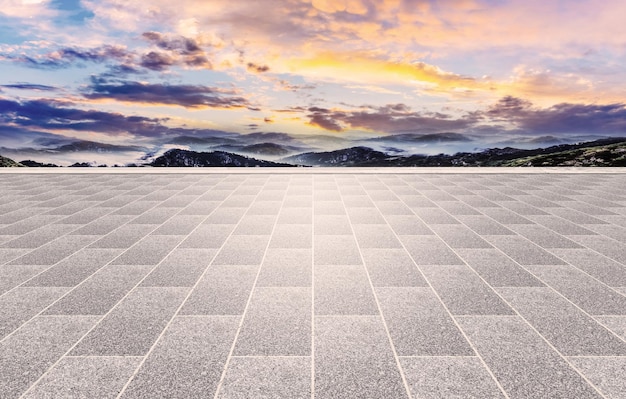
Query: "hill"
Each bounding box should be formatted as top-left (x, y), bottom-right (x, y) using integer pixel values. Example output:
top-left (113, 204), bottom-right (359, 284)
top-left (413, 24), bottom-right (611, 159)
top-left (149, 149), bottom-right (297, 167)
top-left (0, 155), bottom-right (23, 167)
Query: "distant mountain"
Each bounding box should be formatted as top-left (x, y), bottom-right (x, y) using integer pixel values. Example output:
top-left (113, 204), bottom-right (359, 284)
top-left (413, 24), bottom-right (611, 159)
top-left (149, 149), bottom-right (297, 167)
top-left (19, 160), bottom-right (60, 167)
top-left (216, 142), bottom-right (306, 157)
top-left (281, 138), bottom-right (626, 167)
top-left (0, 154), bottom-right (23, 167)
top-left (282, 146), bottom-right (389, 166)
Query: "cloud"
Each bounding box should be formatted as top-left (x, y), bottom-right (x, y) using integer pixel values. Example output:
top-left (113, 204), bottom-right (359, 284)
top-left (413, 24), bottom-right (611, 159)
top-left (139, 51), bottom-right (175, 71)
top-left (247, 62), bottom-right (270, 73)
top-left (141, 31), bottom-right (212, 69)
top-left (15, 45), bottom-right (132, 69)
top-left (83, 79), bottom-right (252, 109)
top-left (0, 98), bottom-right (167, 137)
top-left (486, 96), bottom-right (626, 134)
top-left (305, 104), bottom-right (476, 133)
top-left (1, 83), bottom-right (57, 91)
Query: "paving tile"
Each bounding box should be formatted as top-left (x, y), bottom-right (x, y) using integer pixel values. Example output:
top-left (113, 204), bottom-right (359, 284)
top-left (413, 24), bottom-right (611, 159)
top-left (437, 201), bottom-right (482, 215)
top-left (180, 265), bottom-right (257, 315)
top-left (0, 316), bottom-right (99, 399)
top-left (89, 224), bottom-right (158, 249)
top-left (23, 356), bottom-right (141, 399)
top-left (315, 264), bottom-right (377, 315)
top-left (218, 357), bottom-right (310, 399)
top-left (457, 249), bottom-right (544, 287)
top-left (128, 207), bottom-right (179, 224)
top-left (361, 248), bottom-right (427, 287)
top-left (430, 224), bottom-right (493, 248)
top-left (269, 224), bottom-right (312, 249)
top-left (45, 264), bottom-right (152, 315)
top-left (179, 200), bottom-right (219, 215)
top-left (480, 208), bottom-right (534, 224)
top-left (400, 235), bottom-right (464, 265)
top-left (233, 215), bottom-right (277, 235)
top-left (0, 248), bottom-right (30, 265)
top-left (411, 208), bottom-right (460, 224)
top-left (400, 357), bottom-right (505, 399)
top-left (0, 287), bottom-right (70, 339)
top-left (283, 195), bottom-right (313, 208)
top-left (179, 224), bottom-right (235, 248)
top-left (343, 195), bottom-right (375, 208)
top-left (314, 201), bottom-right (345, 215)
top-left (1, 224), bottom-right (81, 249)
top-left (235, 287), bottom-right (311, 355)
top-left (548, 249), bottom-right (626, 288)
top-left (314, 214), bottom-right (352, 235)
top-left (315, 316), bottom-right (408, 399)
top-left (10, 236), bottom-right (96, 265)
top-left (421, 264), bottom-right (515, 315)
top-left (346, 207), bottom-right (387, 225)
top-left (498, 287), bottom-right (626, 356)
top-left (277, 207), bottom-right (313, 224)
top-left (525, 214), bottom-right (597, 235)
top-left (204, 207), bottom-right (247, 224)
top-left (141, 248), bottom-right (216, 287)
top-left (257, 248), bottom-right (312, 287)
top-left (595, 316), bottom-right (626, 340)
top-left (352, 223), bottom-right (402, 248)
top-left (585, 223), bottom-right (626, 243)
top-left (313, 235), bottom-right (362, 265)
top-left (0, 264), bottom-right (49, 295)
top-left (549, 207), bottom-right (609, 224)
top-left (525, 264), bottom-right (626, 315)
top-left (69, 215), bottom-right (134, 235)
top-left (25, 248), bottom-right (123, 287)
top-left (376, 287), bottom-right (474, 355)
top-left (111, 235), bottom-right (185, 265)
top-left (71, 287), bottom-right (188, 356)
top-left (568, 357), bottom-right (626, 399)
top-left (121, 316), bottom-right (239, 399)
top-left (213, 235), bottom-right (270, 265)
top-left (567, 235), bottom-right (626, 264)
top-left (507, 224), bottom-right (583, 248)
top-left (457, 315), bottom-right (603, 399)
top-left (151, 215), bottom-right (205, 235)
top-left (485, 235), bottom-right (567, 265)
top-left (385, 214), bottom-right (433, 235)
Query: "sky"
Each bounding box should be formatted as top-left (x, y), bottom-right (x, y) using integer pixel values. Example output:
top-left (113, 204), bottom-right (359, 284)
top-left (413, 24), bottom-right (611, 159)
top-left (1, 0), bottom-right (626, 164)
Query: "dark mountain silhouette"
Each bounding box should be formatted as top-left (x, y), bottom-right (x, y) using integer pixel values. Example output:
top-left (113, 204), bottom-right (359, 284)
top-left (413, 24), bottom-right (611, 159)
top-left (149, 149), bottom-right (297, 167)
top-left (0, 154), bottom-right (23, 167)
top-left (282, 146), bottom-right (390, 166)
top-left (19, 160), bottom-right (60, 167)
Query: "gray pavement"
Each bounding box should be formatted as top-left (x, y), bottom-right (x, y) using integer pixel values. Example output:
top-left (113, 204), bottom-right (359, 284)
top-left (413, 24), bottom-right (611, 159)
top-left (0, 172), bottom-right (625, 398)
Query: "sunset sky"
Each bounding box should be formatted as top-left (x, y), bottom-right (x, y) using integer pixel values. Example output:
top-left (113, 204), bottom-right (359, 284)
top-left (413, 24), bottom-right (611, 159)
top-left (1, 0), bottom-right (626, 164)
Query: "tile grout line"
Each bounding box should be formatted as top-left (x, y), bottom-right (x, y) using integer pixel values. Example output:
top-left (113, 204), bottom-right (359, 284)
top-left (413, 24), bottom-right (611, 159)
top-left (113, 175), bottom-right (267, 399)
top-left (401, 174), bottom-right (610, 398)
top-left (311, 176), bottom-right (315, 399)
top-left (375, 175), bottom-right (513, 399)
top-left (16, 175), bottom-right (233, 398)
top-left (340, 175), bottom-right (414, 399)
top-left (211, 175), bottom-right (290, 399)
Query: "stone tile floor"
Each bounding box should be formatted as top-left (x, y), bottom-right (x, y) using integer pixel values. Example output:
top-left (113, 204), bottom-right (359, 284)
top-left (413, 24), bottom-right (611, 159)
top-left (0, 171), bottom-right (625, 398)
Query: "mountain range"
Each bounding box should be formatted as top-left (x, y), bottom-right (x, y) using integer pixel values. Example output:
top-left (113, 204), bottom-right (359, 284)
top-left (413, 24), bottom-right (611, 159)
top-left (1, 137), bottom-right (625, 167)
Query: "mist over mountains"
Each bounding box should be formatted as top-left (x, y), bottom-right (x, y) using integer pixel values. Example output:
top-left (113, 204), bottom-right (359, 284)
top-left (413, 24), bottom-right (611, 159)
top-left (2, 136), bottom-right (625, 167)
